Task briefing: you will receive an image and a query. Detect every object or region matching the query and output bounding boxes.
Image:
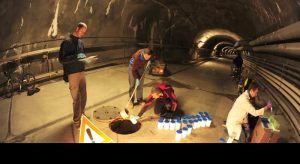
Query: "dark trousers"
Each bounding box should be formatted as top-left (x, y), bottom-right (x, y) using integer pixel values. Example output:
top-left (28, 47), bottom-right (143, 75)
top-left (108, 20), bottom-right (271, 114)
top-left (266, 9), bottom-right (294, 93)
top-left (128, 64), bottom-right (145, 103)
top-left (68, 72), bottom-right (87, 123)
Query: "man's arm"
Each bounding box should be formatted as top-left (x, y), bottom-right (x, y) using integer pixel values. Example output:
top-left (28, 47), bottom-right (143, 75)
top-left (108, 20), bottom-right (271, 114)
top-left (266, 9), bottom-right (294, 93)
top-left (244, 99), bottom-right (265, 117)
top-left (59, 41), bottom-right (78, 64)
top-left (137, 96), bottom-right (154, 117)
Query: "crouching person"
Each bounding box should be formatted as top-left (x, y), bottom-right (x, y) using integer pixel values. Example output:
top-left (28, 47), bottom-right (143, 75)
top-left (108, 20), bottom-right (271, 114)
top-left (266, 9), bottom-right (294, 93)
top-left (131, 83), bottom-right (179, 122)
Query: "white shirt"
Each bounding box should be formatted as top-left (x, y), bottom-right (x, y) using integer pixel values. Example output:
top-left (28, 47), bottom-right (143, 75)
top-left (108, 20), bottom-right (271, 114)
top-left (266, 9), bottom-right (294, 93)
top-left (226, 91), bottom-right (265, 140)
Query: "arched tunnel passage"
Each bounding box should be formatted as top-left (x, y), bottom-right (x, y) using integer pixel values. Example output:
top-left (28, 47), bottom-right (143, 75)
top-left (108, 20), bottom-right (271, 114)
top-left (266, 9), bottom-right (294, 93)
top-left (0, 0), bottom-right (300, 143)
top-left (212, 42), bottom-right (234, 57)
top-left (191, 29), bottom-right (241, 58)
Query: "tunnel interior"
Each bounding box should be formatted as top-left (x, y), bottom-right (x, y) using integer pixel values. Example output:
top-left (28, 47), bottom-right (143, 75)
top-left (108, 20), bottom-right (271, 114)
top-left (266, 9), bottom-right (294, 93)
top-left (0, 0), bottom-right (300, 143)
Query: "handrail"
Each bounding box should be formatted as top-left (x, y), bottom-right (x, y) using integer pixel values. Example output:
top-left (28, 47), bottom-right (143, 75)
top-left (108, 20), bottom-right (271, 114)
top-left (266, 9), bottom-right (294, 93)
top-left (0, 36), bottom-right (138, 54)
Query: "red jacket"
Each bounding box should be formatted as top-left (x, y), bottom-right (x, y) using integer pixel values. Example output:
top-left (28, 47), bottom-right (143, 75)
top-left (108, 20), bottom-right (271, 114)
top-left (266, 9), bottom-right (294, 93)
top-left (130, 49), bottom-right (151, 79)
top-left (143, 84), bottom-right (178, 111)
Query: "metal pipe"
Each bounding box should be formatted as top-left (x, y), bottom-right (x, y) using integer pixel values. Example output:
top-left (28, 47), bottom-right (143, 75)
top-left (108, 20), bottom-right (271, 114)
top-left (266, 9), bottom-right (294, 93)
top-left (244, 60), bottom-right (300, 112)
top-left (255, 75), bottom-right (300, 138)
top-left (245, 56), bottom-right (300, 84)
top-left (244, 59), bottom-right (300, 99)
top-left (252, 43), bottom-right (300, 58)
top-left (250, 21), bottom-right (300, 46)
top-left (246, 57), bottom-right (300, 89)
top-left (244, 61), bottom-right (300, 135)
top-left (257, 66), bottom-right (300, 112)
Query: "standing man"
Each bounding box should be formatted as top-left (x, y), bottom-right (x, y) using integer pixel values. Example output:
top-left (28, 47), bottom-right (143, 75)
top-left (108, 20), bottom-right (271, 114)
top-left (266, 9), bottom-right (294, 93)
top-left (226, 82), bottom-right (272, 143)
top-left (128, 48), bottom-right (153, 107)
top-left (59, 22), bottom-right (95, 129)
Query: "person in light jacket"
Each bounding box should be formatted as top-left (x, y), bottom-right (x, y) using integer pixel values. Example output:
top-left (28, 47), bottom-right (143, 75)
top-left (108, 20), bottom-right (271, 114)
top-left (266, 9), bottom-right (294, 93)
top-left (226, 82), bottom-right (272, 142)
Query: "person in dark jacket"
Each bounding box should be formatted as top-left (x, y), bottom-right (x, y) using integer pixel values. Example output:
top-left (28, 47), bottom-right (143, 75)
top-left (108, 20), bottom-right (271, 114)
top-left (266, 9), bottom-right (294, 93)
top-left (59, 22), bottom-right (96, 129)
top-left (232, 52), bottom-right (243, 76)
top-left (128, 48), bottom-right (153, 107)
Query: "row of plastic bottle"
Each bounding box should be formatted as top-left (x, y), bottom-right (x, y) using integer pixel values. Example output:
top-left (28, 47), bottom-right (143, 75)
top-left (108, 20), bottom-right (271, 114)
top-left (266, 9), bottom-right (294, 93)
top-left (156, 112), bottom-right (213, 141)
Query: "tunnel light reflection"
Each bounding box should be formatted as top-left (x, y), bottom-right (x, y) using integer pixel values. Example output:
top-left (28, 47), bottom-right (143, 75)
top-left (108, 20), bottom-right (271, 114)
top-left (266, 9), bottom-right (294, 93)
top-left (195, 29), bottom-right (242, 48)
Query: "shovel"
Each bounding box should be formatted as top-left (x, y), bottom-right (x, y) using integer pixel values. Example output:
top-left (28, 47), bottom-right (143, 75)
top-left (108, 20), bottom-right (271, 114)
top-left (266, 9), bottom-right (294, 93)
top-left (120, 61), bottom-right (151, 119)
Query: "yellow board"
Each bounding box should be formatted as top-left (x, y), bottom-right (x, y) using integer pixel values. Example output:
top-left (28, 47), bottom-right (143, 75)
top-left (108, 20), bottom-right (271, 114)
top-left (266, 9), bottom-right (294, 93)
top-left (79, 115), bottom-right (112, 143)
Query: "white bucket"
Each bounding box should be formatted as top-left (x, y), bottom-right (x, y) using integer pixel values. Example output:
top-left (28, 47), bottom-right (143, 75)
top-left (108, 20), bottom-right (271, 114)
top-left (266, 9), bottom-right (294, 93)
top-left (187, 125), bottom-right (192, 135)
top-left (170, 121), bottom-right (176, 131)
top-left (200, 119), bottom-right (206, 128)
top-left (176, 130), bottom-right (182, 141)
top-left (206, 117), bottom-right (212, 127)
top-left (164, 120), bottom-right (170, 130)
top-left (182, 128), bottom-right (188, 138)
top-left (193, 120), bottom-right (198, 129)
top-left (175, 120), bottom-right (181, 130)
top-left (157, 119), bottom-right (164, 130)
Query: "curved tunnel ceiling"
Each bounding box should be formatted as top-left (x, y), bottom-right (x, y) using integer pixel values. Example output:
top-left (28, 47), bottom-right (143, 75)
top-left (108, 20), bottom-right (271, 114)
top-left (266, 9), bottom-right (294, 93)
top-left (1, 0), bottom-right (300, 54)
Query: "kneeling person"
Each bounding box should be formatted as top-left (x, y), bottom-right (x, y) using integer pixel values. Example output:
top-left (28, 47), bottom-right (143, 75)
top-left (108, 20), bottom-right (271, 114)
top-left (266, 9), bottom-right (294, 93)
top-left (132, 83), bottom-right (178, 122)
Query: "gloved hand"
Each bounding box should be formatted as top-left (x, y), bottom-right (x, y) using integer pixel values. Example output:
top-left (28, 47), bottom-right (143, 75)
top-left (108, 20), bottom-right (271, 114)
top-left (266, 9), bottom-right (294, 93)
top-left (77, 53), bottom-right (86, 59)
top-left (130, 115), bottom-right (140, 124)
top-left (267, 100), bottom-right (273, 109)
top-left (134, 115), bottom-right (140, 120)
top-left (135, 79), bottom-right (140, 87)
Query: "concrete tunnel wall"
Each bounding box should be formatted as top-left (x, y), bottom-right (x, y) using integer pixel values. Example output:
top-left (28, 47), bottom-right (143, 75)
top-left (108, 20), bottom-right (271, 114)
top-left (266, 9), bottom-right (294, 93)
top-left (1, 0), bottom-right (300, 56)
top-left (1, 0), bottom-right (300, 90)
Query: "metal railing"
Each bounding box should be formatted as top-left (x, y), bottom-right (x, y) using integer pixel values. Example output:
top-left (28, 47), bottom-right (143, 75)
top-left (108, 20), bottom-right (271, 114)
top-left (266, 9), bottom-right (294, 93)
top-left (0, 37), bottom-right (190, 95)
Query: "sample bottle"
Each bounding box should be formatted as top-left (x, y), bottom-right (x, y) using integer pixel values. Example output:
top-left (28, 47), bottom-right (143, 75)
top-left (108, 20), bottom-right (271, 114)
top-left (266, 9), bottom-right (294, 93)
top-left (157, 119), bottom-right (164, 130)
top-left (176, 130), bottom-right (182, 141)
